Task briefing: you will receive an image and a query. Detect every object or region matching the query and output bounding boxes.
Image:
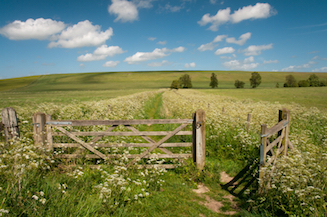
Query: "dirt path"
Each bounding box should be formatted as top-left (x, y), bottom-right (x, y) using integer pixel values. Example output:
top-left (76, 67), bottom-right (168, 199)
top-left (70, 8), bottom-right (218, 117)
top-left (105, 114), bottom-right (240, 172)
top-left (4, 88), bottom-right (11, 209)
top-left (193, 172), bottom-right (238, 216)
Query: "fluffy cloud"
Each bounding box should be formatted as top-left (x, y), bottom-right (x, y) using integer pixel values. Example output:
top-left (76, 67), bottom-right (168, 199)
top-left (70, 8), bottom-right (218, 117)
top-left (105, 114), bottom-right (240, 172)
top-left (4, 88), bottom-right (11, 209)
top-left (241, 43), bottom-right (273, 56)
top-left (77, 45), bottom-right (125, 62)
top-left (157, 41), bottom-right (167, 45)
top-left (215, 47), bottom-right (235, 55)
top-left (281, 62), bottom-right (316, 71)
top-left (148, 37), bottom-right (156, 41)
top-left (198, 42), bottom-right (216, 51)
top-left (48, 20), bottom-right (113, 48)
top-left (185, 62), bottom-right (196, 68)
top-left (198, 35), bottom-right (226, 52)
top-left (124, 46), bottom-right (185, 64)
top-left (108, 0), bottom-right (139, 22)
top-left (312, 67), bottom-right (327, 72)
top-left (223, 56), bottom-right (259, 70)
top-left (226, 32), bottom-right (251, 45)
top-left (103, 61), bottom-right (120, 67)
top-left (147, 60), bottom-right (171, 67)
top-left (198, 3), bottom-right (276, 31)
top-left (163, 3), bottom-right (183, 12)
top-left (0, 18), bottom-right (66, 40)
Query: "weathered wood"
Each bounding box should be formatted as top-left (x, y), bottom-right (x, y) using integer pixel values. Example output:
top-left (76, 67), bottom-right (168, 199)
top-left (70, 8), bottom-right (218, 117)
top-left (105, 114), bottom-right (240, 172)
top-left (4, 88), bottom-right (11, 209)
top-left (1, 107), bottom-right (20, 141)
top-left (260, 124), bottom-right (267, 166)
top-left (194, 109), bottom-right (205, 170)
top-left (55, 154), bottom-right (191, 159)
top-left (127, 123), bottom-right (189, 167)
top-left (53, 142), bottom-right (192, 148)
top-left (264, 134), bottom-right (284, 154)
top-left (192, 112), bottom-right (196, 165)
top-left (282, 109), bottom-right (290, 156)
top-left (137, 164), bottom-right (177, 169)
top-left (246, 113), bottom-right (251, 132)
top-left (262, 120), bottom-right (288, 138)
top-left (52, 131), bottom-right (192, 136)
top-left (55, 126), bottom-right (107, 160)
top-left (126, 125), bottom-right (173, 155)
top-left (33, 112), bottom-right (46, 146)
top-left (46, 119), bottom-right (193, 126)
top-left (46, 115), bottom-right (53, 151)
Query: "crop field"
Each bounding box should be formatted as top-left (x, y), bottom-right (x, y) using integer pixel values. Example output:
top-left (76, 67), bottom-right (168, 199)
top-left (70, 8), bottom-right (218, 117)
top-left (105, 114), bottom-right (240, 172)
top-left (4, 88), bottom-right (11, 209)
top-left (0, 71), bottom-right (327, 216)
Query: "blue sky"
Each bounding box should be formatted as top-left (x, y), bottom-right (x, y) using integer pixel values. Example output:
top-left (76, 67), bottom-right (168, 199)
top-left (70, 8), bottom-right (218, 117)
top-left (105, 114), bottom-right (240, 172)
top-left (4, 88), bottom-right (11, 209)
top-left (0, 0), bottom-right (327, 79)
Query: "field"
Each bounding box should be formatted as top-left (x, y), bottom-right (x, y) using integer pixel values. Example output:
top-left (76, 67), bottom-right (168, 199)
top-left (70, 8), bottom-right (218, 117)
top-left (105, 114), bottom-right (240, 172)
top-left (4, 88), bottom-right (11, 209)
top-left (0, 71), bottom-right (327, 216)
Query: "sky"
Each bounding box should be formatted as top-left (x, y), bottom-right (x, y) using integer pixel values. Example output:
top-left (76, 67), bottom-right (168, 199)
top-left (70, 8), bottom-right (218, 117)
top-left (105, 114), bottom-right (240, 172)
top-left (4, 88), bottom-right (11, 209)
top-left (0, 0), bottom-right (327, 79)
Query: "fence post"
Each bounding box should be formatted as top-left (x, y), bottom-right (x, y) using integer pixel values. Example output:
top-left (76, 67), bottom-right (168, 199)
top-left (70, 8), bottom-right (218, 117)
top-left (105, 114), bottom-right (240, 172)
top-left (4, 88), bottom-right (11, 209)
top-left (279, 109), bottom-right (290, 156)
top-left (246, 113), bottom-right (251, 132)
top-left (259, 124), bottom-right (267, 178)
top-left (46, 115), bottom-right (53, 151)
top-left (192, 109), bottom-right (205, 170)
top-left (1, 107), bottom-right (20, 142)
top-left (33, 112), bottom-right (46, 146)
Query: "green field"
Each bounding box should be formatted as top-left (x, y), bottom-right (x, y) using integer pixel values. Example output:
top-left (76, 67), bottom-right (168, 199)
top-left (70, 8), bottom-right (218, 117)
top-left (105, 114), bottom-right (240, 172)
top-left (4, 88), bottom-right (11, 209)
top-left (1, 70), bottom-right (327, 111)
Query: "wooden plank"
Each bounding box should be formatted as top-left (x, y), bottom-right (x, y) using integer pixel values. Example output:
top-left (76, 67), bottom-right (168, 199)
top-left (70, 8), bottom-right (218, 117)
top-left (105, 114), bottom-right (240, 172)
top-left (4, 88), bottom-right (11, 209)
top-left (1, 107), bottom-right (20, 141)
top-left (126, 125), bottom-right (173, 155)
top-left (55, 154), bottom-right (191, 159)
top-left (55, 126), bottom-right (107, 160)
top-left (137, 164), bottom-right (177, 169)
top-left (262, 120), bottom-right (288, 138)
top-left (53, 142), bottom-right (192, 148)
top-left (195, 109), bottom-right (205, 170)
top-left (47, 119), bottom-right (193, 126)
top-left (33, 112), bottom-right (46, 146)
top-left (127, 123), bottom-right (189, 167)
top-left (52, 131), bottom-right (192, 136)
top-left (264, 135), bottom-right (284, 154)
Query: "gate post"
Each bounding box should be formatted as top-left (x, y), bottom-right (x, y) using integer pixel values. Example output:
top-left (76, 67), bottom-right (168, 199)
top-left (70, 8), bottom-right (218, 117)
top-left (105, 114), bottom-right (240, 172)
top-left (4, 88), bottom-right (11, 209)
top-left (33, 112), bottom-right (46, 146)
top-left (1, 107), bottom-right (20, 142)
top-left (192, 109), bottom-right (205, 170)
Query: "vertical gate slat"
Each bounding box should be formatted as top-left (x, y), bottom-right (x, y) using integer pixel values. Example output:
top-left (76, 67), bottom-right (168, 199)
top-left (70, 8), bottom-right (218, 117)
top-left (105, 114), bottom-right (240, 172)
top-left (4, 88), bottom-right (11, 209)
top-left (1, 107), bottom-right (20, 142)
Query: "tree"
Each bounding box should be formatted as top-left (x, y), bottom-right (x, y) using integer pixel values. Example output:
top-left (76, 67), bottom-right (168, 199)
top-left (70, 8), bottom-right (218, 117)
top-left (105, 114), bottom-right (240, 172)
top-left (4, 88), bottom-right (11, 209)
top-left (298, 80), bottom-right (309, 87)
top-left (275, 82), bottom-right (280, 88)
top-left (284, 75), bottom-right (298, 87)
top-left (170, 80), bottom-right (180, 89)
top-left (234, 80), bottom-right (245, 88)
top-left (249, 72), bottom-right (261, 88)
top-left (308, 74), bottom-right (320, 87)
top-left (179, 74), bottom-right (192, 88)
top-left (209, 73), bottom-right (218, 88)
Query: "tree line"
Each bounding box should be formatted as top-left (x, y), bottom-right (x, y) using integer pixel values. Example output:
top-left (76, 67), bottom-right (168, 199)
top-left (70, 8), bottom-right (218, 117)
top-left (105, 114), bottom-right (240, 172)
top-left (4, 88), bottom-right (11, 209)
top-left (170, 72), bottom-right (326, 89)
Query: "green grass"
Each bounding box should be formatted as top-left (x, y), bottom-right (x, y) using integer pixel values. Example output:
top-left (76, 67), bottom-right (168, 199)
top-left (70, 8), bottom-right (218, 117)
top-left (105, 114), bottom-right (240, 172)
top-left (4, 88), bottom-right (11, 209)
top-left (200, 87), bottom-right (327, 112)
top-left (0, 75), bottom-right (40, 91)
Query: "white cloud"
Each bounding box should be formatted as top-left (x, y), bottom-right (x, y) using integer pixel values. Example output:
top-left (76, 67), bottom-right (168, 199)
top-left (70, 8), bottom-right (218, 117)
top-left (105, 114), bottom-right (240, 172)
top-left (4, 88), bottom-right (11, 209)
top-left (93, 45), bottom-right (126, 56)
top-left (147, 60), bottom-right (171, 67)
top-left (79, 63), bottom-right (85, 68)
top-left (220, 54), bottom-right (237, 59)
top-left (77, 45), bottom-right (125, 62)
top-left (0, 18), bottom-right (66, 40)
top-left (263, 60), bottom-right (279, 64)
top-left (213, 34), bottom-right (227, 42)
top-left (48, 20), bottom-right (113, 48)
top-left (148, 37), bottom-right (156, 41)
top-left (185, 62), bottom-right (196, 68)
top-left (214, 47), bottom-right (235, 55)
top-left (281, 62), bottom-right (315, 71)
top-left (164, 3), bottom-right (183, 12)
top-left (210, 0), bottom-right (217, 4)
top-left (226, 32), bottom-right (251, 45)
top-left (124, 46), bottom-right (185, 64)
top-left (312, 67), bottom-right (327, 72)
top-left (198, 3), bottom-right (276, 31)
top-left (157, 40), bottom-right (167, 45)
top-left (241, 43), bottom-right (273, 56)
top-left (108, 0), bottom-right (139, 22)
top-left (133, 0), bottom-right (154, 8)
top-left (223, 57), bottom-right (259, 70)
top-left (103, 60), bottom-right (120, 67)
top-left (198, 42), bottom-right (216, 51)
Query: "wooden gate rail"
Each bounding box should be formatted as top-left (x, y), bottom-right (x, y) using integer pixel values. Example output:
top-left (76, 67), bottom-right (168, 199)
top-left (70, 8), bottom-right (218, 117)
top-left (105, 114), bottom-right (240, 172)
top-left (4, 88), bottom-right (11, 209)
top-left (259, 108), bottom-right (293, 193)
top-left (33, 109), bottom-right (206, 170)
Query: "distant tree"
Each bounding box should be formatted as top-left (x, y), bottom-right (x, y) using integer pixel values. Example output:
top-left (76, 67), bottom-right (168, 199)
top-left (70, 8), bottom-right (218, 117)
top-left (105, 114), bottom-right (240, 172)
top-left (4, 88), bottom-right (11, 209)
top-left (308, 74), bottom-right (320, 87)
top-left (284, 75), bottom-right (298, 87)
top-left (170, 80), bottom-right (180, 89)
top-left (298, 80), bottom-right (309, 87)
top-left (320, 79), bottom-right (327, 87)
top-left (209, 73), bottom-right (218, 88)
top-left (275, 82), bottom-right (280, 88)
top-left (249, 72), bottom-right (261, 88)
top-left (179, 74), bottom-right (192, 88)
top-left (234, 80), bottom-right (245, 88)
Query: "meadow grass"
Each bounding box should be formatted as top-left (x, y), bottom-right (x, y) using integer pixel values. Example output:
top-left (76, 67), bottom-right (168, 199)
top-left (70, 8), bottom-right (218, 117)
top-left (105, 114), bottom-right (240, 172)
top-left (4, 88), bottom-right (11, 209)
top-left (0, 75), bottom-right (40, 91)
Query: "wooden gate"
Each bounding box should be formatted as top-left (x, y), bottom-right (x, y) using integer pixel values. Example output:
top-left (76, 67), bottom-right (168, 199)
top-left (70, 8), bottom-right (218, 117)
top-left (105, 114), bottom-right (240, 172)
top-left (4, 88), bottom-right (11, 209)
top-left (33, 110), bottom-right (205, 169)
top-left (259, 108), bottom-right (293, 192)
